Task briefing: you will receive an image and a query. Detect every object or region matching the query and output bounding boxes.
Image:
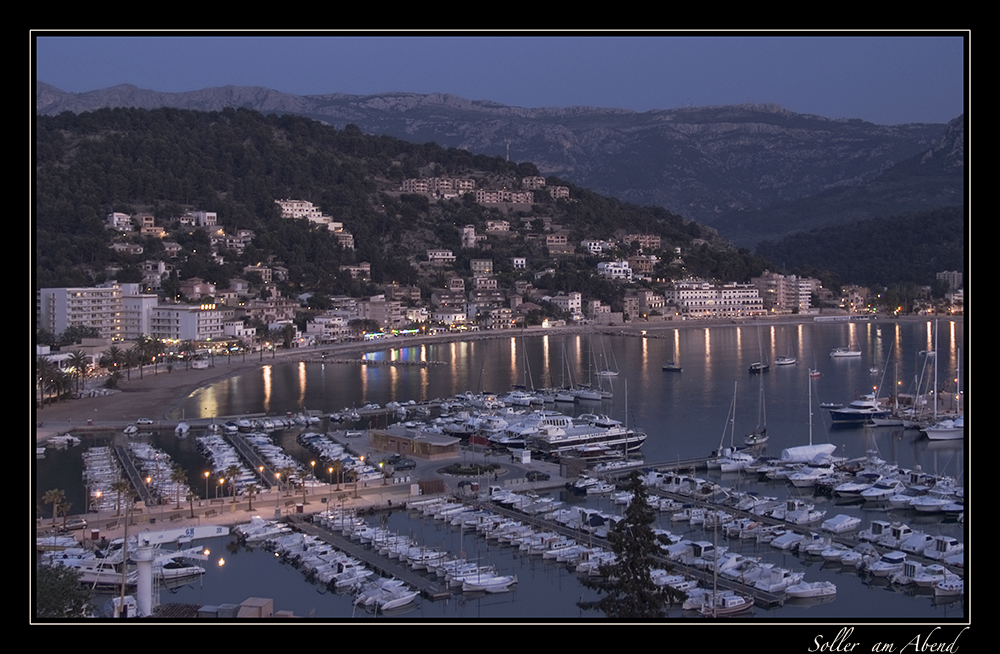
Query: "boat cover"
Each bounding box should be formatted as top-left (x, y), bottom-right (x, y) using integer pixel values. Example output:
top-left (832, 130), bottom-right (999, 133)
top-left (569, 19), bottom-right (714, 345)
top-left (780, 444), bottom-right (837, 463)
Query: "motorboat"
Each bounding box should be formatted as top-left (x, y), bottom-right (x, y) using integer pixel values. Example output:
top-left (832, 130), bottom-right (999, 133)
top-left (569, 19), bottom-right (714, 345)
top-left (785, 580), bottom-right (837, 599)
top-left (461, 573), bottom-right (518, 593)
top-left (912, 564), bottom-right (960, 589)
top-left (662, 361), bottom-right (682, 372)
top-left (775, 356), bottom-right (797, 366)
top-left (923, 415), bottom-right (964, 440)
top-left (867, 551), bottom-right (908, 577)
top-left (934, 578), bottom-right (964, 597)
top-left (698, 591), bottom-right (754, 616)
top-left (923, 535), bottom-right (964, 562)
top-left (860, 479), bottom-right (907, 503)
top-left (828, 395), bottom-right (892, 425)
top-left (910, 489), bottom-right (959, 514)
top-left (788, 464), bottom-right (837, 488)
top-left (821, 514), bottom-right (861, 534)
top-left (830, 347), bottom-right (862, 358)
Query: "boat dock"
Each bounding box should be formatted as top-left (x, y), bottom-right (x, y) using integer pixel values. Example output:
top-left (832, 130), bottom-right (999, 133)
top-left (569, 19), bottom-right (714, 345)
top-left (286, 514), bottom-right (453, 600)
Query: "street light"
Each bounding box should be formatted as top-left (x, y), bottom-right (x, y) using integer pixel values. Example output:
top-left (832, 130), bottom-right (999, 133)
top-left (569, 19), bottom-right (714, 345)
top-left (275, 472), bottom-right (281, 516)
top-left (204, 471), bottom-right (210, 502)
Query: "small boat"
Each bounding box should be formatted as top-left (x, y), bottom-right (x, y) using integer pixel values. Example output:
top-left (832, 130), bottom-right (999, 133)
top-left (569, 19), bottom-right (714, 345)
top-left (461, 573), bottom-right (518, 593)
top-left (785, 580), bottom-right (837, 599)
top-left (775, 356), bottom-right (797, 366)
top-left (662, 361), bottom-right (682, 372)
top-left (809, 369), bottom-right (821, 378)
top-left (748, 361), bottom-right (769, 374)
top-left (698, 591), bottom-right (754, 616)
top-left (821, 514), bottom-right (862, 534)
top-left (934, 578), bottom-right (964, 597)
top-left (830, 347), bottom-right (862, 358)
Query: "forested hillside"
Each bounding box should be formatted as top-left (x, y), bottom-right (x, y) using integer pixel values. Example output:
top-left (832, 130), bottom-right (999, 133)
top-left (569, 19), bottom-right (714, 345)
top-left (34, 106), bottom-right (961, 298)
top-left (33, 107), bottom-right (744, 294)
top-left (754, 206), bottom-right (965, 290)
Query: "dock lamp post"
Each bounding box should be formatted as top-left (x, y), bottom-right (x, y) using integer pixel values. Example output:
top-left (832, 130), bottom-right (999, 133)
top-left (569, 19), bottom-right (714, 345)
top-left (204, 471), bottom-right (210, 502)
top-left (275, 472), bottom-right (281, 517)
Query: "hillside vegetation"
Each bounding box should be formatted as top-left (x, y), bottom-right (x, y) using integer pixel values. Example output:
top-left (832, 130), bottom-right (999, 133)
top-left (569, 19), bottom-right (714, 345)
top-left (34, 107), bottom-right (749, 295)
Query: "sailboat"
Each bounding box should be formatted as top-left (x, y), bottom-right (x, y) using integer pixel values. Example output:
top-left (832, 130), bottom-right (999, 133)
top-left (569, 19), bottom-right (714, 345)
top-left (596, 337), bottom-right (619, 377)
top-left (711, 382), bottom-right (754, 472)
top-left (663, 331), bottom-right (682, 372)
top-left (780, 374), bottom-right (837, 463)
top-left (744, 376), bottom-right (768, 446)
top-left (922, 322), bottom-right (964, 440)
top-left (749, 321), bottom-right (769, 373)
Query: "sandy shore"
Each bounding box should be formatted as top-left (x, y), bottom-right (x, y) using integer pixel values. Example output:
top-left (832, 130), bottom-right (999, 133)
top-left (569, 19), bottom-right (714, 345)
top-left (34, 314), bottom-right (946, 443)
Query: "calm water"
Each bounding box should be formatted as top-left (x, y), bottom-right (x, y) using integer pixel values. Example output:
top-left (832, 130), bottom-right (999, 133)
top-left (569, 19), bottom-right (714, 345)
top-left (40, 318), bottom-right (967, 620)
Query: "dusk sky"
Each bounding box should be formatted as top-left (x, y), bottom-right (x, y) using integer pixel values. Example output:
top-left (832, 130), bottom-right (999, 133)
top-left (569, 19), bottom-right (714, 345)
top-left (34, 33), bottom-right (967, 126)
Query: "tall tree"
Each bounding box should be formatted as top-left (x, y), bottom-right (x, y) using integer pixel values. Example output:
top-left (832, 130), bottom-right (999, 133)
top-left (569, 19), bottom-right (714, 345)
top-left (42, 489), bottom-right (65, 529)
top-left (35, 565), bottom-right (95, 619)
top-left (577, 472), bottom-right (685, 618)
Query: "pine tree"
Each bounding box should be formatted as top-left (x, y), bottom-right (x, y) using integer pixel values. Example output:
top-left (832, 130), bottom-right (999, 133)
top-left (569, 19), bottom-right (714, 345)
top-left (577, 471), bottom-right (685, 618)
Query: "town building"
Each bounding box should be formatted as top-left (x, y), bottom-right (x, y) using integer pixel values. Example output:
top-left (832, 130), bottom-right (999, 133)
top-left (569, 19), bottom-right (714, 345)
top-left (149, 302), bottom-right (227, 342)
top-left (597, 261), bottom-right (633, 282)
top-left (667, 279), bottom-right (765, 319)
top-left (38, 284), bottom-right (126, 341)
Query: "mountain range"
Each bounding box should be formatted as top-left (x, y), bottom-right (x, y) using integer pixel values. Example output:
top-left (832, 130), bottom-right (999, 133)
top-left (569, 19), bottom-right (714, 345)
top-left (35, 81), bottom-right (965, 249)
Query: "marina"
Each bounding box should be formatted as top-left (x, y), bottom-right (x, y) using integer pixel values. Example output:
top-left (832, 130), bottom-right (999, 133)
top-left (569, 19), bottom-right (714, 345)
top-left (35, 317), bottom-right (966, 620)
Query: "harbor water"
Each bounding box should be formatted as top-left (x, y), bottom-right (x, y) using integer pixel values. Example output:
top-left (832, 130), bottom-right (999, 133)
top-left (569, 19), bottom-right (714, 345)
top-left (37, 317), bottom-right (967, 620)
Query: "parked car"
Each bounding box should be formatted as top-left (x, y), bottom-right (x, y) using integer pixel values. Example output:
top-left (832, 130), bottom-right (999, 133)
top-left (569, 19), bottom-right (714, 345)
top-left (394, 458), bottom-right (417, 471)
top-left (61, 517), bottom-right (88, 532)
top-left (526, 470), bottom-right (550, 481)
top-left (136, 418), bottom-right (154, 425)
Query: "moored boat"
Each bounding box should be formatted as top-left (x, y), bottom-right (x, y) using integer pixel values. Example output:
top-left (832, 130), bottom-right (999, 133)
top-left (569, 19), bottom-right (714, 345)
top-left (785, 580), bottom-right (837, 599)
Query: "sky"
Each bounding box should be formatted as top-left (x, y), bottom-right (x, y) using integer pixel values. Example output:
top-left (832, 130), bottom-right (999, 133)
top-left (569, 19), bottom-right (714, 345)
top-left (33, 32), bottom-right (968, 125)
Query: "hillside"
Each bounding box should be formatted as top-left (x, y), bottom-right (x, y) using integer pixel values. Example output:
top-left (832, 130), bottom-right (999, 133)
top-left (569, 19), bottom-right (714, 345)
top-left (36, 82), bottom-right (963, 244)
top-left (34, 106), bottom-right (757, 298)
top-left (754, 206), bottom-right (965, 289)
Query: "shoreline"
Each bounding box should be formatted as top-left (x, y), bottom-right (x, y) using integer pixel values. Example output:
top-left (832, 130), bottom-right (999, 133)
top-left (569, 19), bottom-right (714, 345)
top-left (34, 313), bottom-right (956, 443)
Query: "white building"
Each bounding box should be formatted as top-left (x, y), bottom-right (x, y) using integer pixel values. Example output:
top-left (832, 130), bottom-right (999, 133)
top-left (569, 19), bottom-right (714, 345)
top-left (597, 261), bottom-right (633, 282)
top-left (550, 292), bottom-right (583, 317)
top-left (38, 284), bottom-right (125, 341)
top-left (668, 279), bottom-right (765, 319)
top-left (149, 303), bottom-right (227, 342)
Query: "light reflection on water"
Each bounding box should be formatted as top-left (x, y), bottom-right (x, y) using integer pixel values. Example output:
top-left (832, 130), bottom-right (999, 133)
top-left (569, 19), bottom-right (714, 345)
top-left (44, 319), bottom-right (964, 620)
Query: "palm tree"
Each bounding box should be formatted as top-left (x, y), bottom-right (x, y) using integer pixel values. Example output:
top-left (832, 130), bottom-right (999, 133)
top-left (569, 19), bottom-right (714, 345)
top-left (36, 356), bottom-right (56, 408)
top-left (279, 465), bottom-right (296, 496)
top-left (330, 460), bottom-right (344, 491)
top-left (111, 478), bottom-right (132, 517)
top-left (67, 350), bottom-right (91, 395)
top-left (58, 501), bottom-right (72, 530)
top-left (244, 483), bottom-right (259, 511)
top-left (42, 489), bottom-right (65, 529)
top-left (123, 346), bottom-right (141, 381)
top-left (224, 464), bottom-right (242, 503)
top-left (44, 369), bottom-right (70, 405)
top-left (170, 466), bottom-right (188, 508)
top-left (100, 344), bottom-right (124, 375)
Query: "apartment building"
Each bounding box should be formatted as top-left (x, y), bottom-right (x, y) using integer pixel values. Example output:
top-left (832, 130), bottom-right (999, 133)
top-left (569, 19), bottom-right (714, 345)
top-left (751, 270), bottom-right (820, 313)
top-left (668, 279), bottom-right (765, 318)
top-left (149, 303), bottom-right (226, 342)
top-left (38, 284), bottom-right (126, 341)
